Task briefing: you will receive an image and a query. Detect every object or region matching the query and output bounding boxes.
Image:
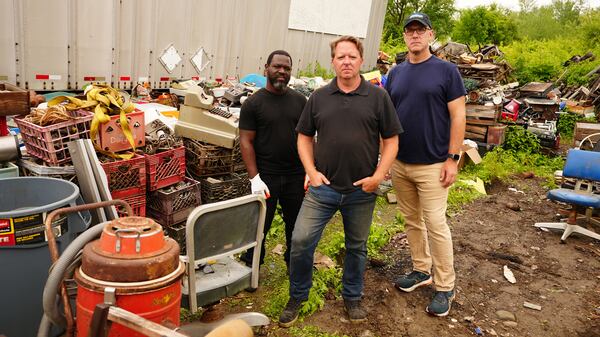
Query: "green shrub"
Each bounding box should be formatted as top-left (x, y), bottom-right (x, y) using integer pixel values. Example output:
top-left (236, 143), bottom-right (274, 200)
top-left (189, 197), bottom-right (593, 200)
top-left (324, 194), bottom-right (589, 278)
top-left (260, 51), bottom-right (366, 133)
top-left (502, 125), bottom-right (541, 153)
top-left (557, 112), bottom-right (597, 139)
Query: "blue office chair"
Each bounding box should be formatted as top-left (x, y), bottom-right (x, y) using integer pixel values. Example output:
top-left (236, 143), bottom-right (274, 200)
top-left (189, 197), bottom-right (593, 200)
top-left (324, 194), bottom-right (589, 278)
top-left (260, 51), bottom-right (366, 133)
top-left (534, 149), bottom-right (600, 243)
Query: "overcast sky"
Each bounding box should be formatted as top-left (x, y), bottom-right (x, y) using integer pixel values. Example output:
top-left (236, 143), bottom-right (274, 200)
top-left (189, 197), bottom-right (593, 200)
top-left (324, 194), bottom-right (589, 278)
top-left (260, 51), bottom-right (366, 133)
top-left (455, 0), bottom-right (600, 10)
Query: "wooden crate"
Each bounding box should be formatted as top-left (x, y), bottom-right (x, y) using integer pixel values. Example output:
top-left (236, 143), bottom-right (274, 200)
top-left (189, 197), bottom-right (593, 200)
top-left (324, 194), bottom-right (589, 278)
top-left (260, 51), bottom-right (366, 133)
top-left (466, 104), bottom-right (499, 126)
top-left (465, 124), bottom-right (487, 142)
top-left (0, 82), bottom-right (30, 116)
top-left (574, 122), bottom-right (600, 147)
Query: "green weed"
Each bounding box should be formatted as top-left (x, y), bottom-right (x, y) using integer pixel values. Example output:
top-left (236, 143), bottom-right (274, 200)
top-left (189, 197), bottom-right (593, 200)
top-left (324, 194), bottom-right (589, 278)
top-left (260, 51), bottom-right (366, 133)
top-left (447, 181), bottom-right (483, 215)
top-left (288, 325), bottom-right (351, 337)
top-left (557, 112), bottom-right (597, 140)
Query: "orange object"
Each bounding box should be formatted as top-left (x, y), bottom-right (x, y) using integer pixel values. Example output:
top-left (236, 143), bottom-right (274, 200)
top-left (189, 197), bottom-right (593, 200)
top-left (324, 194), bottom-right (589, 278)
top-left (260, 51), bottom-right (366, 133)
top-left (75, 217), bottom-right (184, 337)
top-left (95, 109), bottom-right (146, 152)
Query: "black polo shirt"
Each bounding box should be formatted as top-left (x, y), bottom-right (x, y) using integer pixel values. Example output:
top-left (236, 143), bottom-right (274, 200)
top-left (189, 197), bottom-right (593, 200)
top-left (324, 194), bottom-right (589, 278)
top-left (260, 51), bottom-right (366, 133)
top-left (296, 78), bottom-right (403, 193)
top-left (239, 88), bottom-right (306, 175)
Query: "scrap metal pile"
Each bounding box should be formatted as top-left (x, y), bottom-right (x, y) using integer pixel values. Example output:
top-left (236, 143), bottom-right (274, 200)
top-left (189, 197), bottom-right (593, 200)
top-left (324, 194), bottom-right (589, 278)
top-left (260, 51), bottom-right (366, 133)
top-left (435, 42), bottom-right (512, 85)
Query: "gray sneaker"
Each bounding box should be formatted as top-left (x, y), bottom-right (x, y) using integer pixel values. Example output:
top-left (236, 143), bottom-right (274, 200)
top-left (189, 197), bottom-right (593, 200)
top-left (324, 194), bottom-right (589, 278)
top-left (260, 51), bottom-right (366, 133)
top-left (278, 297), bottom-right (304, 328)
top-left (426, 290), bottom-right (455, 317)
top-left (344, 299), bottom-right (367, 323)
top-left (394, 270), bottom-right (432, 292)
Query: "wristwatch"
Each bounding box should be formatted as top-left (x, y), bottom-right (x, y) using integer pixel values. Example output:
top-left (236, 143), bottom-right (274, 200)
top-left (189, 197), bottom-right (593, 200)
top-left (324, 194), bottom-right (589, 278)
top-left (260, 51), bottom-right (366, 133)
top-left (447, 153), bottom-right (460, 161)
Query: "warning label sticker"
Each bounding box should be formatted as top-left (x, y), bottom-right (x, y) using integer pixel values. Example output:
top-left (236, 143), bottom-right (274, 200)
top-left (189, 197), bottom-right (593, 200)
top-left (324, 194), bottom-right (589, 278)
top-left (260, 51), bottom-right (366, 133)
top-left (0, 211), bottom-right (68, 246)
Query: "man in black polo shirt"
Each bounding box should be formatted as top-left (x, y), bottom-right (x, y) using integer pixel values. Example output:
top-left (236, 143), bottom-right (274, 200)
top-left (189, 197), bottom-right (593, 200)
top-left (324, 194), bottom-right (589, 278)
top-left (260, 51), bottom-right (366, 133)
top-left (239, 50), bottom-right (307, 269)
top-left (278, 36), bottom-right (402, 327)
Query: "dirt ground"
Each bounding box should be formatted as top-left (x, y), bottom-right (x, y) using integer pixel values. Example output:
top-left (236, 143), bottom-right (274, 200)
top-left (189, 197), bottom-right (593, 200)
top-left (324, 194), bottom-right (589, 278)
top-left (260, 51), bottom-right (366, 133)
top-left (201, 174), bottom-right (600, 337)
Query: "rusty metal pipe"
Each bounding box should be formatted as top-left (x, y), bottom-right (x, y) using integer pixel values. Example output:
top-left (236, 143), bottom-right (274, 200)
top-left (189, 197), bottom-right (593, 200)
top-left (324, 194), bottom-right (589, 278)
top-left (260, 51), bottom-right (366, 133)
top-left (43, 200), bottom-right (133, 336)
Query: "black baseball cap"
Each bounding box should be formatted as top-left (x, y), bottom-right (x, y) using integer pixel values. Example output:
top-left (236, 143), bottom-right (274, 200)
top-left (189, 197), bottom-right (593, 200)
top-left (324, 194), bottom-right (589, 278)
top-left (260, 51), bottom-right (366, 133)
top-left (404, 12), bottom-right (432, 29)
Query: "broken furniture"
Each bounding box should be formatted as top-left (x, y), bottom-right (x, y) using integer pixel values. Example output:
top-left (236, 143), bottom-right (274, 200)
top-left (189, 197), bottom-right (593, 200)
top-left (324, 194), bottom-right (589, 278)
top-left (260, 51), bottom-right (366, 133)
top-left (182, 194), bottom-right (267, 312)
top-left (534, 149), bottom-right (600, 243)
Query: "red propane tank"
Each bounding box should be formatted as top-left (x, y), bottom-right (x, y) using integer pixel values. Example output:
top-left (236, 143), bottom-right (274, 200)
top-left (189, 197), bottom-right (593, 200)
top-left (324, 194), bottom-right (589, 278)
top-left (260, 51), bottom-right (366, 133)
top-left (75, 216), bottom-right (184, 337)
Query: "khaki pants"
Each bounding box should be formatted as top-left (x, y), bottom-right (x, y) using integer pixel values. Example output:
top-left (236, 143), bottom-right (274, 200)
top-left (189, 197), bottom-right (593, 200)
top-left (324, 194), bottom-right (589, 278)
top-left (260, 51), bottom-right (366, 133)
top-left (391, 160), bottom-right (455, 291)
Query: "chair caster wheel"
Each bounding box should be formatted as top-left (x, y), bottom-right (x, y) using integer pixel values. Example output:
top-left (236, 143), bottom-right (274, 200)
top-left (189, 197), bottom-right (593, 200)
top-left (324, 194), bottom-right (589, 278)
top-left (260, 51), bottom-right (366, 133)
top-left (560, 240), bottom-right (566, 244)
top-left (245, 287), bottom-right (258, 293)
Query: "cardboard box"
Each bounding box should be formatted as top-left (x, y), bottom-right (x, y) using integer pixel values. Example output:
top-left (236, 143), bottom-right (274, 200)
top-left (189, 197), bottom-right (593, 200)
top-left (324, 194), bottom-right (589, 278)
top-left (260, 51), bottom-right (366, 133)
top-left (457, 144), bottom-right (482, 170)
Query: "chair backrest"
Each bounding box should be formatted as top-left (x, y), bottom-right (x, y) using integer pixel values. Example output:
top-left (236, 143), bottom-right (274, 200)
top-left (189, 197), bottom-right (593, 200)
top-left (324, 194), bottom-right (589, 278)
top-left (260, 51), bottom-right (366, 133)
top-left (185, 194), bottom-right (266, 265)
top-left (563, 149), bottom-right (600, 181)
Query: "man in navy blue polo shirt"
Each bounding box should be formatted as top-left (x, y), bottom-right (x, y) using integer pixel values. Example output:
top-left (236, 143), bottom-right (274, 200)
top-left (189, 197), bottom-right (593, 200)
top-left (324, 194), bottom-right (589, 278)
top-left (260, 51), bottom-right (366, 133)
top-left (278, 36), bottom-right (402, 327)
top-left (385, 12), bottom-right (466, 317)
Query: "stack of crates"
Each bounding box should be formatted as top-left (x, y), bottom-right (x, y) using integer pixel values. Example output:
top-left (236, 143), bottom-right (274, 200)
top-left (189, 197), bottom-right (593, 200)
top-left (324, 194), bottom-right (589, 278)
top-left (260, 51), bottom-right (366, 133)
top-left (96, 108), bottom-right (147, 217)
top-left (100, 154), bottom-right (146, 217)
top-left (184, 137), bottom-right (250, 204)
top-left (145, 146), bottom-right (200, 250)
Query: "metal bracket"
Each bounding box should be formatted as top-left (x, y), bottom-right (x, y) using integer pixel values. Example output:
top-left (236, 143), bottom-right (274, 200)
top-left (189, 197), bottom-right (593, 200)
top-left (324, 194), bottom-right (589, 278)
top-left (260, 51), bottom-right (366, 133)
top-left (114, 228), bottom-right (141, 253)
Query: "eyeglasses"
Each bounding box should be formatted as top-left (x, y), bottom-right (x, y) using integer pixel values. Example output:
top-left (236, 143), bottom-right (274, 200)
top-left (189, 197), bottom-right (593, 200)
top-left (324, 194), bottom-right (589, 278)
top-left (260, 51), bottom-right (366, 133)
top-left (403, 27), bottom-right (429, 35)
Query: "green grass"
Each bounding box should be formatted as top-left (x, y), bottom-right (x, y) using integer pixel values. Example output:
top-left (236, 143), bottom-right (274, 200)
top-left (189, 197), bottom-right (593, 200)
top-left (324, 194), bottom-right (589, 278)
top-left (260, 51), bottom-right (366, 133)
top-left (447, 181), bottom-right (483, 215)
top-left (288, 325), bottom-right (351, 337)
top-left (460, 147), bottom-right (564, 188)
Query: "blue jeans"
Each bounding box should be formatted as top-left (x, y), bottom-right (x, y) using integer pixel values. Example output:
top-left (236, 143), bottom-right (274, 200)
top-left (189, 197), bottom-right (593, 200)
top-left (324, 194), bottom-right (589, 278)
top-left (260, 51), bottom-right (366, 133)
top-left (289, 184), bottom-right (376, 301)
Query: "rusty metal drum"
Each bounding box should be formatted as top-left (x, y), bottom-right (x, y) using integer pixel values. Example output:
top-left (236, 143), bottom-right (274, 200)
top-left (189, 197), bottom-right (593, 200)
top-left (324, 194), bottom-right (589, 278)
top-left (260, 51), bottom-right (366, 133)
top-left (75, 216), bottom-right (184, 337)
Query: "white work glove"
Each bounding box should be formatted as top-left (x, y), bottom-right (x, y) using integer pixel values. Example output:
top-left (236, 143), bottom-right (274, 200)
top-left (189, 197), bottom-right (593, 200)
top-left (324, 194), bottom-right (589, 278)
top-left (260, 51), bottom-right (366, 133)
top-left (250, 173), bottom-right (270, 198)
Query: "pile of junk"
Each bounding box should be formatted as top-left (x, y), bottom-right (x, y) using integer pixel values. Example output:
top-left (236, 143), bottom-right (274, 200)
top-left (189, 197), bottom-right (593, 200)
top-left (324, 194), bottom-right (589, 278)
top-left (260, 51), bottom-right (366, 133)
top-left (0, 179), bottom-right (270, 337)
top-left (0, 81), bottom-right (268, 329)
top-left (432, 42), bottom-right (586, 150)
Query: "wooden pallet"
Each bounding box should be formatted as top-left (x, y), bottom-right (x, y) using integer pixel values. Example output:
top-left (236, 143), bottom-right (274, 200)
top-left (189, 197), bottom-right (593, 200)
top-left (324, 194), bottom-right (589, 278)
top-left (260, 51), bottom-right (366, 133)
top-left (466, 104), bottom-right (499, 126)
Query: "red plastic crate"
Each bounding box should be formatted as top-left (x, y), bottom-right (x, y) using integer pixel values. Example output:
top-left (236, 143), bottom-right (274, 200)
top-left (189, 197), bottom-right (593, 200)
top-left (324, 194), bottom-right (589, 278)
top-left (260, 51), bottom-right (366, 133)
top-left (145, 146), bottom-right (186, 191)
top-left (15, 109), bottom-right (93, 165)
top-left (100, 154), bottom-right (146, 199)
top-left (115, 193), bottom-right (146, 217)
top-left (147, 177), bottom-right (201, 214)
top-left (94, 109), bottom-right (145, 153)
top-left (0, 117), bottom-right (8, 136)
top-left (147, 206), bottom-right (194, 228)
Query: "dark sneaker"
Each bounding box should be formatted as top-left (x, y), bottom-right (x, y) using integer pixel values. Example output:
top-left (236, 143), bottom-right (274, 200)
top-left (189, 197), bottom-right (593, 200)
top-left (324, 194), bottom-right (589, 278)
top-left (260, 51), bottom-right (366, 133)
top-left (278, 298), bottom-right (303, 328)
top-left (426, 290), bottom-right (455, 317)
top-left (394, 270), bottom-right (432, 292)
top-left (344, 299), bottom-right (367, 323)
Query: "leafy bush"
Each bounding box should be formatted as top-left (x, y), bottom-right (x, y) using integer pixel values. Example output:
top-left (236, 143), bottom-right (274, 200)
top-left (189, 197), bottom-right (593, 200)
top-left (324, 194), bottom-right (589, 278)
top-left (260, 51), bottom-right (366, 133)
top-left (502, 125), bottom-right (541, 153)
top-left (557, 112), bottom-right (597, 139)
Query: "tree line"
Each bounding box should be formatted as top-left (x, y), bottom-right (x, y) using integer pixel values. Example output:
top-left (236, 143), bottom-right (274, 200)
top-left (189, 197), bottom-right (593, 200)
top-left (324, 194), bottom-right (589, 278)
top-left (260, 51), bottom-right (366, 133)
top-left (380, 0), bottom-right (600, 85)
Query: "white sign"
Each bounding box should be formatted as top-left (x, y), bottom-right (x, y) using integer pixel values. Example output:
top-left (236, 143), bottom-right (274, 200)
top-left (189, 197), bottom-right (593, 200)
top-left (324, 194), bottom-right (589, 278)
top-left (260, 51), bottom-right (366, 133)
top-left (288, 0), bottom-right (372, 38)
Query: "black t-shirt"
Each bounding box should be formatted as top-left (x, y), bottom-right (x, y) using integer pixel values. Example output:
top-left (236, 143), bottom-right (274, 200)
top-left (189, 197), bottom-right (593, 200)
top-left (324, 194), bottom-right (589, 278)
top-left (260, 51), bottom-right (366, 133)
top-left (296, 78), bottom-right (403, 193)
top-left (385, 56), bottom-right (466, 164)
top-left (239, 88), bottom-right (306, 175)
